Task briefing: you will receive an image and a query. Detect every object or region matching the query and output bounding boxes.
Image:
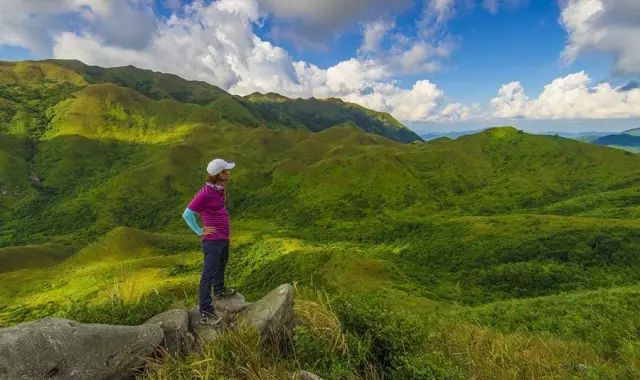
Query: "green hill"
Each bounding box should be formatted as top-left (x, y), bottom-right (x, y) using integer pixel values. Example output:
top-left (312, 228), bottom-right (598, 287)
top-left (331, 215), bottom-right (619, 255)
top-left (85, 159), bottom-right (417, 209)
top-left (243, 92), bottom-right (421, 142)
top-left (43, 59), bottom-right (421, 142)
top-left (2, 59), bottom-right (640, 378)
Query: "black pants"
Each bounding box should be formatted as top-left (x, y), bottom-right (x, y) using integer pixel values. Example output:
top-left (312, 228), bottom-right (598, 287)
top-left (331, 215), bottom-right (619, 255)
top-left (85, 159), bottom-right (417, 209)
top-left (199, 239), bottom-right (229, 314)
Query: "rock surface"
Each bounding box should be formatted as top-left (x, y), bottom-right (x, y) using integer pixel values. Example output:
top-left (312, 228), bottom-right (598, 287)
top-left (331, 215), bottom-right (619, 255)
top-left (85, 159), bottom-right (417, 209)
top-left (187, 292), bottom-right (249, 343)
top-left (0, 284), bottom-right (296, 379)
top-left (0, 317), bottom-right (163, 380)
top-left (215, 292), bottom-right (249, 317)
top-left (293, 370), bottom-right (325, 380)
top-left (145, 309), bottom-right (195, 356)
top-left (238, 283), bottom-right (295, 351)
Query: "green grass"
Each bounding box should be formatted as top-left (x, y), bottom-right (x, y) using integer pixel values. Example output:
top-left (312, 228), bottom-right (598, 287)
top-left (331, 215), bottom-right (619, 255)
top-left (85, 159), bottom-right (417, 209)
top-left (0, 243), bottom-right (74, 273)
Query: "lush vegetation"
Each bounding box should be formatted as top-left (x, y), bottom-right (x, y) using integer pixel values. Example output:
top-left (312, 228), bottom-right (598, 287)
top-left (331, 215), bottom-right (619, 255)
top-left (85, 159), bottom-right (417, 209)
top-left (2, 60), bottom-right (640, 378)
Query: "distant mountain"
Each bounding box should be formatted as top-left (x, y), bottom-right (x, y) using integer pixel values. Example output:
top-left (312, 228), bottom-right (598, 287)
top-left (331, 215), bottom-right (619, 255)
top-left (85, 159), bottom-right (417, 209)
top-left (243, 92), bottom-right (421, 143)
top-left (44, 59), bottom-right (421, 143)
top-left (591, 128), bottom-right (640, 153)
top-left (593, 134), bottom-right (640, 147)
top-left (622, 127), bottom-right (640, 136)
top-left (539, 131), bottom-right (611, 142)
top-left (421, 129), bottom-right (613, 142)
top-left (420, 129), bottom-right (486, 141)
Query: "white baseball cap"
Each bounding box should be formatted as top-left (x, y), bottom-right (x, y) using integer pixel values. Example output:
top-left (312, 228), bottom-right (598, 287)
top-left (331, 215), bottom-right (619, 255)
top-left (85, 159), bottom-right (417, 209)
top-left (207, 158), bottom-right (235, 175)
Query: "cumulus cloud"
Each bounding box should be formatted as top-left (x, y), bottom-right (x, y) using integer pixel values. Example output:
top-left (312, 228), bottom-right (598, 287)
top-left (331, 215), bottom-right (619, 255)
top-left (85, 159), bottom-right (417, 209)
top-left (359, 19), bottom-right (394, 54)
top-left (439, 102), bottom-right (474, 122)
top-left (491, 71), bottom-right (640, 119)
top-left (0, 0), bottom-right (156, 55)
top-left (339, 80), bottom-right (475, 122)
top-left (560, 0), bottom-right (640, 74)
top-left (257, 0), bottom-right (411, 48)
top-left (164, 0), bottom-right (182, 11)
top-left (354, 0), bottom-right (459, 77)
top-left (491, 81), bottom-right (529, 118)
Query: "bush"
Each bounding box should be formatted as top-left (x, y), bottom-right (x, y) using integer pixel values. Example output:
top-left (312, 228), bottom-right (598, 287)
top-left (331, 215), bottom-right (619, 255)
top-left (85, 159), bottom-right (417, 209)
top-left (332, 292), bottom-right (428, 372)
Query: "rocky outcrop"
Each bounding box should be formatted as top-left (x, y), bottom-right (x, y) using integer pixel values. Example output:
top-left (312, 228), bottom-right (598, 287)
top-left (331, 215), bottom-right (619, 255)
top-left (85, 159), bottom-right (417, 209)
top-left (0, 284), bottom-right (295, 379)
top-left (238, 283), bottom-right (295, 352)
top-left (144, 309), bottom-right (195, 356)
top-left (0, 317), bottom-right (163, 380)
top-left (187, 292), bottom-right (248, 343)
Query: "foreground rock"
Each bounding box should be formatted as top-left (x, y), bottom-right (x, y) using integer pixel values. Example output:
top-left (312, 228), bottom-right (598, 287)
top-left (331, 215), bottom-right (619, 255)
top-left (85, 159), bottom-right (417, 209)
top-left (187, 292), bottom-right (248, 343)
top-left (0, 317), bottom-right (163, 380)
top-left (0, 284), bottom-right (296, 378)
top-left (293, 370), bottom-right (325, 380)
top-left (238, 283), bottom-right (295, 352)
top-left (145, 309), bottom-right (195, 356)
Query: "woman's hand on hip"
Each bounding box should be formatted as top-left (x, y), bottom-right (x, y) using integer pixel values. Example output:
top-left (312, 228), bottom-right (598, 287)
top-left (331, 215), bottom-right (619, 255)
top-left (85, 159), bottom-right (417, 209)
top-left (201, 226), bottom-right (217, 236)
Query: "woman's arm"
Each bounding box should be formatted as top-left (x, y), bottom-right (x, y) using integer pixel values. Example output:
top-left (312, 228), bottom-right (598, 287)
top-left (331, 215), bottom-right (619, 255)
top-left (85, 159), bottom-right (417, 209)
top-left (182, 208), bottom-right (203, 236)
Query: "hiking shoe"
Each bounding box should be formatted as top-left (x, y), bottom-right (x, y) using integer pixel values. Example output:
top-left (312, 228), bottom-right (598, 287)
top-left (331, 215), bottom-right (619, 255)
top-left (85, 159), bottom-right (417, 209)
top-left (213, 287), bottom-right (236, 300)
top-left (199, 311), bottom-right (222, 326)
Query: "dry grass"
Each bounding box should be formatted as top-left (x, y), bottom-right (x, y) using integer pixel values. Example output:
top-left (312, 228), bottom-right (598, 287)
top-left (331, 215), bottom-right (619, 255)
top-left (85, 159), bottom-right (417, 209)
top-left (431, 323), bottom-right (624, 379)
top-left (142, 323), bottom-right (291, 380)
top-left (293, 284), bottom-right (348, 358)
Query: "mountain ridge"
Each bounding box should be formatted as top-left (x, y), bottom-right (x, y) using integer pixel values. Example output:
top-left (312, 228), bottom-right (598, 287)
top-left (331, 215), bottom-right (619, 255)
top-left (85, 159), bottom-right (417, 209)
top-left (34, 59), bottom-right (422, 143)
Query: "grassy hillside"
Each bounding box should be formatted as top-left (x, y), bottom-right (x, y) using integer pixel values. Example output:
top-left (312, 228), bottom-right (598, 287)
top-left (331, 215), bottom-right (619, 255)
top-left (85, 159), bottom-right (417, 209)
top-left (2, 59), bottom-right (640, 378)
top-left (243, 92), bottom-right (421, 142)
top-left (44, 59), bottom-right (421, 142)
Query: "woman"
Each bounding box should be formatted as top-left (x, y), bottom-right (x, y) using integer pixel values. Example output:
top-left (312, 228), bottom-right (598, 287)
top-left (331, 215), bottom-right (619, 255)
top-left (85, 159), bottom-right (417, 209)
top-left (182, 158), bottom-right (237, 325)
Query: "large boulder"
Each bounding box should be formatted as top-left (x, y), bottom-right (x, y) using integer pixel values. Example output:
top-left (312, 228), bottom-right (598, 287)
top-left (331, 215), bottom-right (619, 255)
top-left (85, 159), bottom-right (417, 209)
top-left (145, 309), bottom-right (195, 356)
top-left (215, 292), bottom-right (248, 317)
top-left (187, 292), bottom-right (248, 344)
top-left (238, 284), bottom-right (295, 352)
top-left (0, 317), bottom-right (163, 380)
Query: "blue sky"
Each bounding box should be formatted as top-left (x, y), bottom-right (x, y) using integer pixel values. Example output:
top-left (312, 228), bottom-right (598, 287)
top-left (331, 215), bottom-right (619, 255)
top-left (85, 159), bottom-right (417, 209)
top-left (0, 0), bottom-right (639, 133)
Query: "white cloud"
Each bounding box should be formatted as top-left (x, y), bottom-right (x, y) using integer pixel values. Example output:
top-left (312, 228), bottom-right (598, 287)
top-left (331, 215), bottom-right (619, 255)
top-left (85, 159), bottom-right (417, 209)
top-left (0, 0), bottom-right (156, 54)
top-left (440, 102), bottom-right (473, 121)
top-left (491, 72), bottom-right (640, 119)
top-left (345, 80), bottom-right (443, 121)
top-left (341, 80), bottom-right (475, 122)
top-left (422, 0), bottom-right (456, 27)
top-left (257, 0), bottom-right (410, 47)
top-left (354, 1), bottom-right (458, 77)
top-left (359, 19), bottom-right (394, 54)
top-left (560, 0), bottom-right (640, 74)
top-left (54, 0), bottom-right (280, 91)
top-left (164, 0), bottom-right (182, 11)
top-left (491, 81), bottom-right (529, 118)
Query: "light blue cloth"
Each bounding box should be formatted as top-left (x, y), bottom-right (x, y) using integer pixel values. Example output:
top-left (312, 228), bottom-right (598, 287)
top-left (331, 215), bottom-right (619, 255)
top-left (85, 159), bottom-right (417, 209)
top-left (182, 207), bottom-right (202, 236)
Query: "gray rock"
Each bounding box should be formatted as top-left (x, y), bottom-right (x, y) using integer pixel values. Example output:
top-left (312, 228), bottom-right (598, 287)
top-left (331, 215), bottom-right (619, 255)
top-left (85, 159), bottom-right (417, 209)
top-left (293, 370), bottom-right (325, 380)
top-left (238, 284), bottom-right (295, 352)
top-left (0, 317), bottom-right (163, 380)
top-left (187, 310), bottom-right (222, 344)
top-left (145, 309), bottom-right (195, 356)
top-left (187, 292), bottom-right (248, 344)
top-left (215, 292), bottom-right (247, 317)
